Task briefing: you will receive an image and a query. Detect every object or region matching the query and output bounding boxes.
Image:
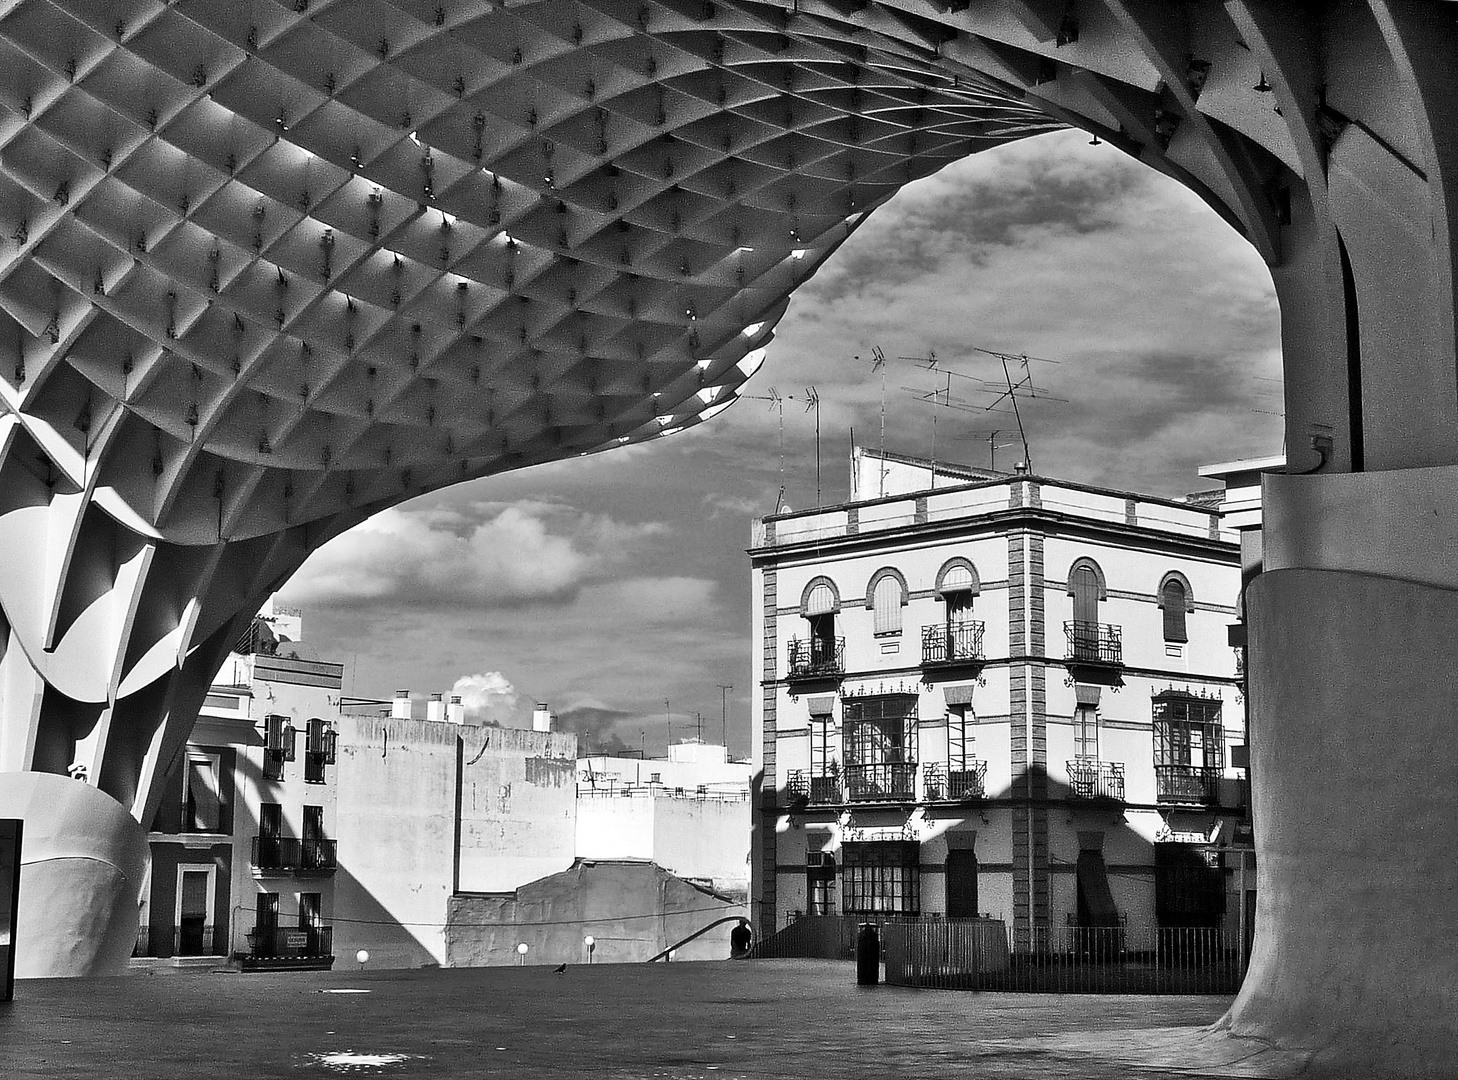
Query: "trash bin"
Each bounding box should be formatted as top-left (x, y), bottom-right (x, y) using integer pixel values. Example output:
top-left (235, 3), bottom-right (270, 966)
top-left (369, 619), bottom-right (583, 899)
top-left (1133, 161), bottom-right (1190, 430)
top-left (856, 922), bottom-right (879, 985)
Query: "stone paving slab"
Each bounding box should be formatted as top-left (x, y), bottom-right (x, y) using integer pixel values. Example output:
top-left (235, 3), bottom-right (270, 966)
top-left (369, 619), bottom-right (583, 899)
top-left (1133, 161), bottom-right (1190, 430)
top-left (0, 959), bottom-right (1266, 1079)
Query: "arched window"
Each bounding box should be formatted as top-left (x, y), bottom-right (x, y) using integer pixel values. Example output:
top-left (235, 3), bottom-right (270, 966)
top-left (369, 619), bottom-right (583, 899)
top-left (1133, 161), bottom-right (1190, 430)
top-left (936, 559), bottom-right (980, 632)
top-left (1159, 572), bottom-right (1193, 643)
top-left (797, 577), bottom-right (841, 674)
top-left (868, 568), bottom-right (907, 635)
top-left (802, 577), bottom-right (840, 617)
top-left (1068, 558), bottom-right (1106, 625)
top-left (1066, 558), bottom-right (1107, 661)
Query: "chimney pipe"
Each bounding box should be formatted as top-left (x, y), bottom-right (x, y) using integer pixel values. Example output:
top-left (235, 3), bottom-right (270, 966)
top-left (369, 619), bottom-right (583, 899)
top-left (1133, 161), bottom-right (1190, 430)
top-left (426, 692), bottom-right (445, 723)
top-left (532, 702), bottom-right (552, 732)
top-left (447, 695), bottom-right (465, 725)
top-left (392, 689), bottom-right (411, 720)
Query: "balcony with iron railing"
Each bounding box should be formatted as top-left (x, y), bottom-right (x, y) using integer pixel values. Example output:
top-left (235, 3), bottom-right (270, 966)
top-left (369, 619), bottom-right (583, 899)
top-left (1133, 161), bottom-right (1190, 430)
top-left (922, 760), bottom-right (988, 802)
top-left (1064, 621), bottom-right (1123, 665)
top-left (785, 769), bottom-right (842, 805)
top-left (845, 761), bottom-right (917, 803)
top-left (1155, 764), bottom-right (1221, 805)
top-left (786, 637), bottom-right (845, 681)
top-left (1066, 759), bottom-right (1126, 801)
top-left (921, 622), bottom-right (986, 668)
top-left (251, 836), bottom-right (338, 873)
top-left (241, 925), bottom-right (335, 970)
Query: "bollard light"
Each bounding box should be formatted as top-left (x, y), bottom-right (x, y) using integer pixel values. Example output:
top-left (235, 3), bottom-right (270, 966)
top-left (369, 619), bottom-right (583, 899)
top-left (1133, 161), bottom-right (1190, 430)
top-left (516, 942), bottom-right (528, 966)
top-left (584, 935), bottom-right (596, 964)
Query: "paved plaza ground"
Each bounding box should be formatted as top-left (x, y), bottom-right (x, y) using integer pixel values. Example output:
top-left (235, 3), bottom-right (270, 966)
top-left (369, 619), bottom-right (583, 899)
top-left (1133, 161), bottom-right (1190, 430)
top-left (0, 959), bottom-right (1302, 1079)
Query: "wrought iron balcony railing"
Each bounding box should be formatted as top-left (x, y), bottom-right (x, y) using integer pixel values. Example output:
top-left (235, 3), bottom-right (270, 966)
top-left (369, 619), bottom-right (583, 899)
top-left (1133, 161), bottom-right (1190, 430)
top-left (1064, 620), bottom-right (1123, 665)
top-left (785, 769), bottom-right (842, 805)
top-left (845, 761), bottom-right (917, 802)
top-left (251, 836), bottom-right (338, 872)
top-left (246, 924), bottom-right (334, 959)
top-left (1066, 759), bottom-right (1125, 801)
top-left (921, 622), bottom-right (986, 666)
top-left (786, 637), bottom-right (845, 679)
top-left (923, 760), bottom-right (988, 801)
top-left (1154, 764), bottom-right (1221, 805)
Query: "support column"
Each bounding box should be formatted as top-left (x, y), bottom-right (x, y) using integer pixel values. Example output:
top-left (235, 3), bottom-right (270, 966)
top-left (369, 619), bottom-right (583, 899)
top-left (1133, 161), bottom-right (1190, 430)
top-left (1216, 466), bottom-right (1458, 1076)
top-left (0, 772), bottom-right (148, 978)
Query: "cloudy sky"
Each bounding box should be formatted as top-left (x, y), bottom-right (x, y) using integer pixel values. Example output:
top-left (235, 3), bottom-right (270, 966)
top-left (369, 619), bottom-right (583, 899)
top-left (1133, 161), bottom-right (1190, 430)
top-left (278, 129), bottom-right (1284, 756)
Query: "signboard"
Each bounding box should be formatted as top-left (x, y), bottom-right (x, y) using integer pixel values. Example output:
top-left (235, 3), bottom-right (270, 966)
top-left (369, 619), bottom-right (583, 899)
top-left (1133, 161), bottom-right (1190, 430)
top-left (0, 820), bottom-right (20, 1002)
top-left (285, 931), bottom-right (309, 950)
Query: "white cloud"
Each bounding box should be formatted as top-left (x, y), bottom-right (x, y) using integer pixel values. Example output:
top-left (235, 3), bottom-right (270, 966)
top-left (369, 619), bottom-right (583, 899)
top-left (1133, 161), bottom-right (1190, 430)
top-left (450, 671), bottom-right (524, 727)
top-left (282, 504), bottom-right (589, 609)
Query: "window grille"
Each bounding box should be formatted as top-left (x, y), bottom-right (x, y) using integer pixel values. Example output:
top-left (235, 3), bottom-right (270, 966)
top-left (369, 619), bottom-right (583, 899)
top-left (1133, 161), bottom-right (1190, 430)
top-left (842, 841), bottom-right (920, 915)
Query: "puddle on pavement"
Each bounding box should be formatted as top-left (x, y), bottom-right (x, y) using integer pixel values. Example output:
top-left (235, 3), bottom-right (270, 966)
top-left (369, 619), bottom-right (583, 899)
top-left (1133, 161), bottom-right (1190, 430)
top-left (305, 1050), bottom-right (425, 1073)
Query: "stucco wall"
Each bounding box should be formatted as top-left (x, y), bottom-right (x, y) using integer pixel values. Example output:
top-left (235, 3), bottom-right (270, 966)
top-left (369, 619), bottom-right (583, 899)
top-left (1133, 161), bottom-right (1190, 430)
top-left (445, 859), bottom-right (746, 967)
top-left (576, 797), bottom-right (750, 896)
top-left (334, 718), bottom-right (577, 969)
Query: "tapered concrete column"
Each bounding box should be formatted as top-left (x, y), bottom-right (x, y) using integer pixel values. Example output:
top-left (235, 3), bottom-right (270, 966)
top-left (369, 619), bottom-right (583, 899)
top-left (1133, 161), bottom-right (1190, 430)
top-left (1217, 467), bottom-right (1458, 1076)
top-left (0, 773), bottom-right (148, 978)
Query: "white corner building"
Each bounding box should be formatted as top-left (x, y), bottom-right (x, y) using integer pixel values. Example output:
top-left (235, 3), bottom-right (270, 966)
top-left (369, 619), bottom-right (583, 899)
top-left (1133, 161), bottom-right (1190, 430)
top-left (751, 450), bottom-right (1247, 950)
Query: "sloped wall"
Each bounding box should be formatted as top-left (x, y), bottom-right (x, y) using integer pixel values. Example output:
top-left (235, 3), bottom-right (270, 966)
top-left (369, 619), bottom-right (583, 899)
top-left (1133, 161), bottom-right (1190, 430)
top-left (445, 859), bottom-right (746, 967)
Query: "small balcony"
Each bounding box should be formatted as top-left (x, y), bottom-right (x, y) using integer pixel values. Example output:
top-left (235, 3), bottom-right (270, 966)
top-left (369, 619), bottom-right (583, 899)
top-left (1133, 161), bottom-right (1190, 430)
top-left (251, 836), bottom-right (338, 873)
top-left (1063, 621), bottom-right (1124, 685)
top-left (923, 760), bottom-right (988, 802)
top-left (1155, 764), bottom-right (1221, 805)
top-left (240, 925), bottom-right (335, 972)
top-left (785, 769), bottom-right (842, 805)
top-left (1066, 759), bottom-right (1125, 801)
top-left (1064, 621), bottom-right (1122, 665)
top-left (845, 762), bottom-right (917, 803)
top-left (786, 637), bottom-right (845, 682)
top-left (921, 622), bottom-right (986, 669)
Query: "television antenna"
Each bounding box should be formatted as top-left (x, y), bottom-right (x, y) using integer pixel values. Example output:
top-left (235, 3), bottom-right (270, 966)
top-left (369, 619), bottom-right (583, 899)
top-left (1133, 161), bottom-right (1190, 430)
top-left (954, 428), bottom-right (1018, 471)
top-left (742, 387), bottom-right (787, 512)
top-left (852, 347), bottom-right (889, 495)
top-left (969, 347), bottom-right (1064, 472)
top-left (743, 387), bottom-right (821, 511)
top-left (718, 683), bottom-right (733, 749)
top-left (900, 348), bottom-right (1065, 474)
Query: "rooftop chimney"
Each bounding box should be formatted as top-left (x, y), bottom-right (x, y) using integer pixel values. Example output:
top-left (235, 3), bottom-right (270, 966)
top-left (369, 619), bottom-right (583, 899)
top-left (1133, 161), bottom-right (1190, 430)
top-left (532, 702), bottom-right (552, 732)
top-left (426, 692), bottom-right (445, 724)
top-left (447, 695), bottom-right (465, 725)
top-left (392, 689), bottom-right (411, 720)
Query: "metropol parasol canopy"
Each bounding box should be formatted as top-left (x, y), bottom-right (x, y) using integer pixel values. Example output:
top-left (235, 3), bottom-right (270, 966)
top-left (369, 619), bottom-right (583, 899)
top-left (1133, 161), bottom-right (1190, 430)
top-left (3, 3), bottom-right (1458, 1071)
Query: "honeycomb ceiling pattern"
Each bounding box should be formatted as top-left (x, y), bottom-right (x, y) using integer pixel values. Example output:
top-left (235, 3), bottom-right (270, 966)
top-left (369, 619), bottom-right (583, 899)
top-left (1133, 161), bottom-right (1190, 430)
top-left (0, 0), bottom-right (1060, 545)
top-left (9, 0), bottom-right (1443, 817)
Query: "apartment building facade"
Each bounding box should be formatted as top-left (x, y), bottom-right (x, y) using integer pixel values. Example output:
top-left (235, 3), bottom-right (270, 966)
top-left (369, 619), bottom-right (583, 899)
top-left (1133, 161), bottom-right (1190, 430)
top-left (136, 601), bottom-right (343, 969)
top-left (750, 450), bottom-right (1247, 950)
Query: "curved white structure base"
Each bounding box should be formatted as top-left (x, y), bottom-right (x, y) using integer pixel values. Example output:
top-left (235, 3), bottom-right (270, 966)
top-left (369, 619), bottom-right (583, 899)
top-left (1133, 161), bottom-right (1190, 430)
top-left (1211, 466), bottom-right (1458, 1076)
top-left (0, 773), bottom-right (147, 979)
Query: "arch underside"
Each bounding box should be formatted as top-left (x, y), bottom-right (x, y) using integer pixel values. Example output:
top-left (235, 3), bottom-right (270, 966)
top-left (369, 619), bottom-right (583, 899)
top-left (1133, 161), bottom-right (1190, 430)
top-left (0, 1), bottom-right (1451, 837)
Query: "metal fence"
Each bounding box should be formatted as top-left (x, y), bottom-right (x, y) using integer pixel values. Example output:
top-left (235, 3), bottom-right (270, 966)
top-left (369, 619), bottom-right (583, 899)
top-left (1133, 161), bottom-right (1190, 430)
top-left (883, 918), bottom-right (1241, 994)
top-left (754, 915), bottom-right (1240, 994)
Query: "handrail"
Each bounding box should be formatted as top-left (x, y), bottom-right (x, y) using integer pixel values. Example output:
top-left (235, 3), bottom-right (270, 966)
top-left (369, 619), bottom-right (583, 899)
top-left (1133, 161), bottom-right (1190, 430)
top-left (645, 916), bottom-right (749, 963)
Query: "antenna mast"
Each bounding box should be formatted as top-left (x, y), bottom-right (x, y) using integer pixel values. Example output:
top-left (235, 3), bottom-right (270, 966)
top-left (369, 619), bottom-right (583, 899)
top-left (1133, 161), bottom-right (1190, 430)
top-left (718, 683), bottom-right (733, 749)
top-left (804, 386), bottom-right (821, 506)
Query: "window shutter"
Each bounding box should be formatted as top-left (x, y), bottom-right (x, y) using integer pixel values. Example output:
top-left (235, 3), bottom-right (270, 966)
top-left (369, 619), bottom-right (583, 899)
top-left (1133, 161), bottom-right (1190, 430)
top-left (872, 575), bottom-right (902, 634)
top-left (805, 581), bottom-right (836, 616)
top-left (940, 563), bottom-right (975, 593)
top-left (1162, 580), bottom-right (1188, 642)
top-left (1072, 564), bottom-right (1099, 625)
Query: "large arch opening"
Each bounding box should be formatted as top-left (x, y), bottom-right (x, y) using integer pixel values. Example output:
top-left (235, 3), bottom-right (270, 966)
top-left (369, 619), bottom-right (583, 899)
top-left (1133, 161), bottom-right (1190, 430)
top-left (0, 6), bottom-right (1454, 1075)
